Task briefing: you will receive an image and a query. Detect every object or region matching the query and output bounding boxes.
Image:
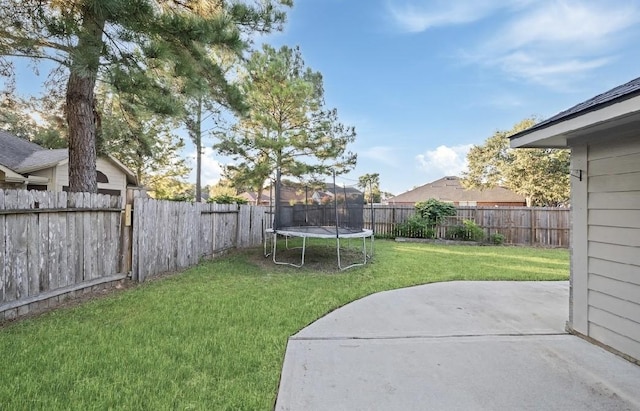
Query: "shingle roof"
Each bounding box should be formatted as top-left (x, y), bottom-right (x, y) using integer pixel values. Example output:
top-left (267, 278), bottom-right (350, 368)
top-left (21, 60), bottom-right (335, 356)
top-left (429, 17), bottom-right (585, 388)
top-left (15, 149), bottom-right (68, 173)
top-left (0, 130), bottom-right (44, 169)
top-left (512, 76), bottom-right (640, 138)
top-left (0, 131), bottom-right (137, 185)
top-left (388, 176), bottom-right (525, 204)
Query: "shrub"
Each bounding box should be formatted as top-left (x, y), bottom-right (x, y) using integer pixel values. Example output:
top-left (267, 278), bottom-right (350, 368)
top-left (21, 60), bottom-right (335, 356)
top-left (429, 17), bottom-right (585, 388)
top-left (447, 219), bottom-right (484, 242)
top-left (490, 233), bottom-right (506, 245)
top-left (207, 194), bottom-right (248, 204)
top-left (394, 215), bottom-right (435, 239)
top-left (414, 199), bottom-right (457, 226)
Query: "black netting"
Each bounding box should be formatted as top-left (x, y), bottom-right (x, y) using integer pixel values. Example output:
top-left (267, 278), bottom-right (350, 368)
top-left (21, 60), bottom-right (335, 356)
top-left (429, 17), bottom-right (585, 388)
top-left (272, 180), bottom-right (365, 232)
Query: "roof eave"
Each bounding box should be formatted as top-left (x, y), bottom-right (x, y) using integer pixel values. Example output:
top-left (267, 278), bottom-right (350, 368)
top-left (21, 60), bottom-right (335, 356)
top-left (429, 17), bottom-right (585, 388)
top-left (0, 164), bottom-right (27, 183)
top-left (511, 94), bottom-right (640, 148)
top-left (106, 155), bottom-right (138, 186)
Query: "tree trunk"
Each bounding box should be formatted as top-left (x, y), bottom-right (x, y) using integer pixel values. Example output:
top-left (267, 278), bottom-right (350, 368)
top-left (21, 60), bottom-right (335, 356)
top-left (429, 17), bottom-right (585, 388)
top-left (66, 10), bottom-right (105, 193)
top-left (195, 97), bottom-right (202, 202)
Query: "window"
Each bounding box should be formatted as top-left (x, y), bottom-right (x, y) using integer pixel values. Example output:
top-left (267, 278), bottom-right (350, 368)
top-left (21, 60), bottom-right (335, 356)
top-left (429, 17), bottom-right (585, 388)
top-left (97, 171), bottom-right (109, 183)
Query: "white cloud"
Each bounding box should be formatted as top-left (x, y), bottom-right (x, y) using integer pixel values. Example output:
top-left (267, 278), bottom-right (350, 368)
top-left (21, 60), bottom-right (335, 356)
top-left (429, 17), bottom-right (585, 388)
top-left (477, 1), bottom-right (640, 87)
top-left (390, 0), bottom-right (640, 88)
top-left (416, 144), bottom-right (473, 178)
top-left (187, 147), bottom-right (224, 187)
top-left (388, 0), bottom-right (532, 32)
top-left (416, 144), bottom-right (473, 179)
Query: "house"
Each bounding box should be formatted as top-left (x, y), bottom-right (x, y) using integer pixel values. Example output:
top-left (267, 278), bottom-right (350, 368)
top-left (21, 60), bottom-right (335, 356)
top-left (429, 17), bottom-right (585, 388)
top-left (241, 182), bottom-right (363, 206)
top-left (510, 76), bottom-right (640, 362)
top-left (239, 190), bottom-right (273, 206)
top-left (0, 131), bottom-right (137, 200)
top-left (387, 176), bottom-right (526, 206)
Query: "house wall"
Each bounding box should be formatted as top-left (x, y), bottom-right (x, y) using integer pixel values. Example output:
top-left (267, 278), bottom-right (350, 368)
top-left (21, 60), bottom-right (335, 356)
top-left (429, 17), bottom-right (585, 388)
top-left (28, 167), bottom-right (55, 190)
top-left (572, 136), bottom-right (640, 361)
top-left (55, 158), bottom-right (128, 201)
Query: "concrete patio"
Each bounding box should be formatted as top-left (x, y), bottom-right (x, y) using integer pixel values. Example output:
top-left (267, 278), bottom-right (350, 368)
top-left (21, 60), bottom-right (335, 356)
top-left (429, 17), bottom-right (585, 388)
top-left (275, 281), bottom-right (640, 410)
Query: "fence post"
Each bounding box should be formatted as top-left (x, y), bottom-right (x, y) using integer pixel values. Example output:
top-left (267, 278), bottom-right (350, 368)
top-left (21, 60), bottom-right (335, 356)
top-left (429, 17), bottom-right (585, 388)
top-left (530, 208), bottom-right (536, 245)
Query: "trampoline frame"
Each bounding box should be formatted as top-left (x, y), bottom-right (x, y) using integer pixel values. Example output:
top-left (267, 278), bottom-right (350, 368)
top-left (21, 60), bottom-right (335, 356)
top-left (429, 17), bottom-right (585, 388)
top-left (264, 170), bottom-right (376, 270)
top-left (264, 226), bottom-right (374, 270)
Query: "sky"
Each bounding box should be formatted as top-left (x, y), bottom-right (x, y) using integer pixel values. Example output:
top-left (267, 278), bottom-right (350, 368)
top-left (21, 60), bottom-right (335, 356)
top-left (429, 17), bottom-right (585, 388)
top-left (8, 0), bottom-right (640, 195)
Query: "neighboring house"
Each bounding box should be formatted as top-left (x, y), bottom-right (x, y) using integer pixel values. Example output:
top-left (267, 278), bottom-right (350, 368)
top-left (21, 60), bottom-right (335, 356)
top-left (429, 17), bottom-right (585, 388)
top-left (239, 190), bottom-right (273, 206)
top-left (240, 182), bottom-right (363, 206)
top-left (387, 176), bottom-right (526, 206)
top-left (0, 131), bottom-right (137, 200)
top-left (510, 76), bottom-right (640, 362)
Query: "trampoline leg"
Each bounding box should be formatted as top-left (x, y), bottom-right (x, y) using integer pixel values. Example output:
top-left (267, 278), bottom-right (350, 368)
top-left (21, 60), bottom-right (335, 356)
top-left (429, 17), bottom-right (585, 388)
top-left (300, 237), bottom-right (307, 267)
top-left (272, 233), bottom-right (307, 268)
top-left (336, 237), bottom-right (342, 270)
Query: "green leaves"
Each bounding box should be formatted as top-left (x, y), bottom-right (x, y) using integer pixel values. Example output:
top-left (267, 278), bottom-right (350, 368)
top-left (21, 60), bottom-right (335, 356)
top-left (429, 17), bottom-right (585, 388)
top-left (0, 0), bottom-right (292, 192)
top-left (462, 118), bottom-right (570, 206)
top-left (215, 44), bottom-right (357, 194)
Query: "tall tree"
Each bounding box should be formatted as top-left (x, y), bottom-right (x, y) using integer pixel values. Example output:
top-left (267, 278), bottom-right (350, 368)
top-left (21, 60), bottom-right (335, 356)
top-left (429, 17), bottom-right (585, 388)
top-left (358, 173), bottom-right (381, 204)
top-left (0, 0), bottom-right (291, 193)
top-left (182, 49), bottom-right (243, 202)
top-left (462, 118), bottom-right (570, 206)
top-left (99, 86), bottom-right (190, 199)
top-left (215, 44), bottom-right (357, 204)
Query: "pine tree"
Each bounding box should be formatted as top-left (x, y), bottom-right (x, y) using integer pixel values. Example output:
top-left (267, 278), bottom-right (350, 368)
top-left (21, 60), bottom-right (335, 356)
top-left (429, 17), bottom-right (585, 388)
top-left (0, 0), bottom-right (292, 192)
top-left (215, 45), bottom-right (357, 202)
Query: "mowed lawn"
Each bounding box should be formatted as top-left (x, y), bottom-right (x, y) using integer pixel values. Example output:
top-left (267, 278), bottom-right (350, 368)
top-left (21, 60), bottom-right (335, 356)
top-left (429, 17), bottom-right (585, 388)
top-left (0, 240), bottom-right (569, 410)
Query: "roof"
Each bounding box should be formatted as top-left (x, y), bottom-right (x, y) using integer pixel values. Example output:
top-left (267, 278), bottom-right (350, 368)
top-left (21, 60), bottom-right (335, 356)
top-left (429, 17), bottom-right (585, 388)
top-left (0, 131), bottom-right (137, 185)
top-left (510, 76), bottom-right (640, 146)
top-left (242, 181), bottom-right (363, 204)
top-left (15, 149), bottom-right (68, 173)
top-left (0, 130), bottom-right (44, 169)
top-left (388, 176), bottom-right (525, 204)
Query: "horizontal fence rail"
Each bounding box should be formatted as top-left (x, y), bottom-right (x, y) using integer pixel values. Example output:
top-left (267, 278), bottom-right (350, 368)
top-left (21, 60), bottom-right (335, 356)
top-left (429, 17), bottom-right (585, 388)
top-left (1, 189), bottom-right (125, 318)
top-left (364, 205), bottom-right (570, 247)
top-left (3, 189), bottom-right (571, 320)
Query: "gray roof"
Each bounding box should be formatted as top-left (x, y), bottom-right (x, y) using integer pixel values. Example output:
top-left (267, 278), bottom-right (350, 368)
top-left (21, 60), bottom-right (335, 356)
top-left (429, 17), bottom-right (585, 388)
top-left (16, 149), bottom-right (68, 173)
top-left (511, 76), bottom-right (640, 139)
top-left (0, 131), bottom-right (137, 185)
top-left (389, 176), bottom-right (525, 204)
top-left (0, 130), bottom-right (44, 169)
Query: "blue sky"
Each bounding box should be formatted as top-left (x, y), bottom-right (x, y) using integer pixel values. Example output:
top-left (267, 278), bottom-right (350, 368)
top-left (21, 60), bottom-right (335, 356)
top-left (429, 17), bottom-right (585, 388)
top-left (7, 0), bottom-right (640, 195)
top-left (247, 0), bottom-right (640, 194)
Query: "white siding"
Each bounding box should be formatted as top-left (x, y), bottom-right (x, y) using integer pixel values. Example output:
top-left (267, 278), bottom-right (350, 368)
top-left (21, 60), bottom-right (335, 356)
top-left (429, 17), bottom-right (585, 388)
top-left (28, 167), bottom-right (55, 190)
top-left (54, 158), bottom-right (127, 200)
top-left (586, 136), bottom-right (640, 360)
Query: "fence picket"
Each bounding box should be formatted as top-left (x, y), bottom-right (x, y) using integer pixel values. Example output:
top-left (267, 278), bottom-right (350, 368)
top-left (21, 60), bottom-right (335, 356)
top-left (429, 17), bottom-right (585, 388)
top-left (369, 205), bottom-right (569, 246)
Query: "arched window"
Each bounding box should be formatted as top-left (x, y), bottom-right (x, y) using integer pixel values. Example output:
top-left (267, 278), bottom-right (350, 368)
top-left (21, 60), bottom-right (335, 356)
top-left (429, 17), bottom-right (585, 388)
top-left (96, 171), bottom-right (109, 183)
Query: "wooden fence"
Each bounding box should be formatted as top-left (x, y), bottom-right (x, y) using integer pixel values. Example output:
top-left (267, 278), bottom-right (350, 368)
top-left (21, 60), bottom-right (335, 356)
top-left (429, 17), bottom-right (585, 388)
top-left (1, 190), bottom-right (125, 319)
top-left (131, 198), bottom-right (268, 282)
top-left (2, 189), bottom-right (570, 320)
top-left (365, 205), bottom-right (570, 247)
top-left (1, 190), bottom-right (270, 319)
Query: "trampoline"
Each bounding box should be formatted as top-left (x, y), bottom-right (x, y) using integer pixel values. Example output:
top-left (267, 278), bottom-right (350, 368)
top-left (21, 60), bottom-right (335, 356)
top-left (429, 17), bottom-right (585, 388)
top-left (264, 172), bottom-right (375, 270)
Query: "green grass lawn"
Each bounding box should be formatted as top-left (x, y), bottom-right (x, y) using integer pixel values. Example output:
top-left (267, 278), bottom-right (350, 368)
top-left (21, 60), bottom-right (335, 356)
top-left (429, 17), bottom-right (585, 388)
top-left (0, 240), bottom-right (568, 410)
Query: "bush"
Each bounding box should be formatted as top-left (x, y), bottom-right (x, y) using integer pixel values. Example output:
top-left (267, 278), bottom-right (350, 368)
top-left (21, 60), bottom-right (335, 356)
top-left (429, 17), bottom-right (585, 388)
top-left (414, 199), bottom-right (457, 226)
top-left (447, 220), bottom-right (484, 242)
top-left (490, 233), bottom-right (506, 245)
top-left (207, 194), bottom-right (248, 204)
top-left (394, 216), bottom-right (435, 239)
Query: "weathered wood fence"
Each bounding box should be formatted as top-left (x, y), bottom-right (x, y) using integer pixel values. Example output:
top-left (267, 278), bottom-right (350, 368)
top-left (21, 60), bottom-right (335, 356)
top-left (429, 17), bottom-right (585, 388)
top-left (132, 199), bottom-right (268, 282)
top-left (2, 189), bottom-right (570, 320)
top-left (364, 205), bottom-right (570, 247)
top-left (1, 190), bottom-right (125, 320)
top-left (1, 190), bottom-right (270, 320)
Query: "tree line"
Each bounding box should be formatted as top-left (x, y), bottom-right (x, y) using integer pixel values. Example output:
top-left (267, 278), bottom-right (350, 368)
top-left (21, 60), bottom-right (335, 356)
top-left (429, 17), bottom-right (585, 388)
top-left (0, 0), bottom-right (357, 201)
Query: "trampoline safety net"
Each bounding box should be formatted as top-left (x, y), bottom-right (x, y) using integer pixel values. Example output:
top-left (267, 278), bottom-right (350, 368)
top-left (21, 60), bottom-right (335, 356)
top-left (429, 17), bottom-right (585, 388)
top-left (272, 180), bottom-right (365, 232)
